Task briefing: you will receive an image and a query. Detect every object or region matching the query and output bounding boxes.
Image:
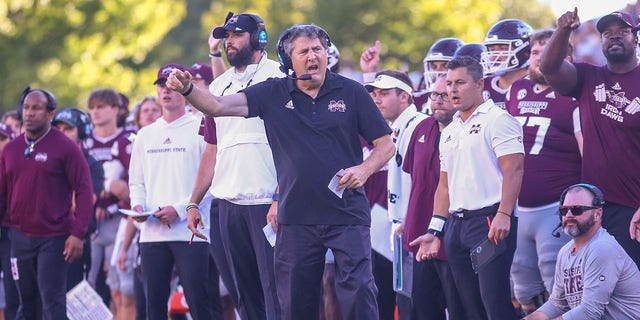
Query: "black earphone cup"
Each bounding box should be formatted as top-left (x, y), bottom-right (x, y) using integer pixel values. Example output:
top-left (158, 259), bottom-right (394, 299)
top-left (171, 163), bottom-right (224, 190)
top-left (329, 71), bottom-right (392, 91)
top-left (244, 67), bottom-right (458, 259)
top-left (17, 85), bottom-right (32, 122)
top-left (241, 14), bottom-right (266, 51)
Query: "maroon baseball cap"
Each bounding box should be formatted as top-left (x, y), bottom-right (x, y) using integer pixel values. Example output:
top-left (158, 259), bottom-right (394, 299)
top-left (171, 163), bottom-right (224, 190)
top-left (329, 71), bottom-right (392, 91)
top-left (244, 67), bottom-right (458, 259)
top-left (596, 11), bottom-right (638, 33)
top-left (153, 63), bottom-right (187, 85)
top-left (189, 63), bottom-right (214, 85)
top-left (0, 123), bottom-right (14, 140)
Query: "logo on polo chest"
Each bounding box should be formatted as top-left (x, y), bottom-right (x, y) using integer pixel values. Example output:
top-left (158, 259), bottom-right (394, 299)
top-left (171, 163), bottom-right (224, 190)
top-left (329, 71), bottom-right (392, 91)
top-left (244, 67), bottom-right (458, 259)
top-left (34, 153), bottom-right (48, 162)
top-left (469, 124), bottom-right (481, 134)
top-left (328, 100), bottom-right (346, 112)
top-left (284, 100), bottom-right (294, 110)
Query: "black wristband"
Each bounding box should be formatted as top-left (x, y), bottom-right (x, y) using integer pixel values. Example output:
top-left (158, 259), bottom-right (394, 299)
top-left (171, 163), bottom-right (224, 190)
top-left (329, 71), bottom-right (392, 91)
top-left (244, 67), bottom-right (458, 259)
top-left (427, 215), bottom-right (447, 239)
top-left (209, 51), bottom-right (222, 58)
top-left (181, 83), bottom-right (194, 97)
top-left (427, 228), bottom-right (444, 239)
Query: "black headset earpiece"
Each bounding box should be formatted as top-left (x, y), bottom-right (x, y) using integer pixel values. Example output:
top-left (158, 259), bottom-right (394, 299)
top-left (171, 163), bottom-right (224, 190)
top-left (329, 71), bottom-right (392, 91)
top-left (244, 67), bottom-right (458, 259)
top-left (77, 110), bottom-right (93, 140)
top-left (243, 14), bottom-right (267, 51)
top-left (276, 27), bottom-right (294, 75)
top-left (17, 85), bottom-right (57, 122)
top-left (559, 183), bottom-right (605, 208)
top-left (17, 85), bottom-right (31, 122)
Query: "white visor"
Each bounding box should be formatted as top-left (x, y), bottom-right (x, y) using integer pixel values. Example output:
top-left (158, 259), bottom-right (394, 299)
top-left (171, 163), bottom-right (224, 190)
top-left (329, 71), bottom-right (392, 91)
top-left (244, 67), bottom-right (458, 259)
top-left (365, 74), bottom-right (413, 94)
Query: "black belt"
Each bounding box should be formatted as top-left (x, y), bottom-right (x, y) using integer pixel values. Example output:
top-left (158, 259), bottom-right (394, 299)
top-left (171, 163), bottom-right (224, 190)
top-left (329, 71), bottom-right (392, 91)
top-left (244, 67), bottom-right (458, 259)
top-left (451, 203), bottom-right (500, 220)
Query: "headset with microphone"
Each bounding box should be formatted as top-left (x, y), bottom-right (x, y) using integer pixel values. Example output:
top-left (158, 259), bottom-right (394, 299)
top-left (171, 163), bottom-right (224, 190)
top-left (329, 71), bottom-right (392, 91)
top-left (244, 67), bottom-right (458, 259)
top-left (551, 223), bottom-right (562, 238)
top-left (276, 25), bottom-right (331, 81)
top-left (17, 85), bottom-right (58, 123)
top-left (552, 183), bottom-right (605, 238)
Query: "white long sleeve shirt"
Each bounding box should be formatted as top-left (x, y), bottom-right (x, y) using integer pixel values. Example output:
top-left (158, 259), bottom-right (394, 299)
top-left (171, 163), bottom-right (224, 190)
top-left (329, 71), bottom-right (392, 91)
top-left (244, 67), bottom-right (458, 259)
top-left (129, 113), bottom-right (209, 243)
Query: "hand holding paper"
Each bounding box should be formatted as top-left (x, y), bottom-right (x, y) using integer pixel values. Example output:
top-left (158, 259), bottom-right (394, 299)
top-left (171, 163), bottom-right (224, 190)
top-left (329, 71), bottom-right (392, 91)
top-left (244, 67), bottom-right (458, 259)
top-left (263, 223), bottom-right (277, 247)
top-left (328, 169), bottom-right (346, 198)
top-left (119, 208), bottom-right (154, 222)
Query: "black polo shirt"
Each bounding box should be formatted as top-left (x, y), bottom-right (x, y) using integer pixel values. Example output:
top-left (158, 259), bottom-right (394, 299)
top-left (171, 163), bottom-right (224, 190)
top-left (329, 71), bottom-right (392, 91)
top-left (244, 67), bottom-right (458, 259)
top-left (243, 71), bottom-right (391, 225)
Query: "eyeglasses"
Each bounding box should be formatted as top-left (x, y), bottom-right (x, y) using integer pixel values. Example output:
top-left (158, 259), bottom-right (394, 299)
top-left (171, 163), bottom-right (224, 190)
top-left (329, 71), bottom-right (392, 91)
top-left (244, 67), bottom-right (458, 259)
top-left (558, 205), bottom-right (599, 217)
top-left (429, 91), bottom-right (450, 102)
top-left (602, 29), bottom-right (632, 39)
top-left (24, 141), bottom-right (35, 159)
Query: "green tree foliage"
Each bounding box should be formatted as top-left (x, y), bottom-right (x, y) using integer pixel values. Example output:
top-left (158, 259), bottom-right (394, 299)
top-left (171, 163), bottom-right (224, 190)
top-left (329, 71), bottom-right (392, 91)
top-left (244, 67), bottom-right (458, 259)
top-left (1, 0), bottom-right (184, 110)
top-left (0, 0), bottom-right (555, 112)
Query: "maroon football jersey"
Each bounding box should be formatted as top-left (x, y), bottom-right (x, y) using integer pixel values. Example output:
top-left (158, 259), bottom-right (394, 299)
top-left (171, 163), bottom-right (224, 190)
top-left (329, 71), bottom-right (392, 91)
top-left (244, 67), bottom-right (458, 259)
top-left (401, 117), bottom-right (446, 259)
top-left (568, 63), bottom-right (640, 208)
top-left (506, 78), bottom-right (582, 206)
top-left (84, 128), bottom-right (133, 211)
top-left (483, 75), bottom-right (510, 110)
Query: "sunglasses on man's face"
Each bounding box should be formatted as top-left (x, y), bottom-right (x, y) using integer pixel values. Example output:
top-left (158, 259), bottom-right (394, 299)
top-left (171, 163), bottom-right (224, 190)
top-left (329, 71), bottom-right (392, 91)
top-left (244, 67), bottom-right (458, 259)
top-left (558, 205), bottom-right (599, 217)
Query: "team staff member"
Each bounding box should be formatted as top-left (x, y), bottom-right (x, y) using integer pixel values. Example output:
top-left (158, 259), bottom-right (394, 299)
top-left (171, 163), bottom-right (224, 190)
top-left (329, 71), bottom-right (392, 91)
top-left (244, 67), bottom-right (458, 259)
top-left (411, 56), bottom-right (524, 320)
top-left (168, 24), bottom-right (394, 320)
top-left (186, 12), bottom-right (283, 320)
top-left (0, 88), bottom-right (93, 319)
top-left (366, 70), bottom-right (426, 319)
top-left (526, 184), bottom-right (640, 320)
top-left (540, 9), bottom-right (640, 267)
top-left (128, 63), bottom-right (215, 320)
top-left (366, 71), bottom-right (426, 226)
top-left (405, 77), bottom-right (465, 320)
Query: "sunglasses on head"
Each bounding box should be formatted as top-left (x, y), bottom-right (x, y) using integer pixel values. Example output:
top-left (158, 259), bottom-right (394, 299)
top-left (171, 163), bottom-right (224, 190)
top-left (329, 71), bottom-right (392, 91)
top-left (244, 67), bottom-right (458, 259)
top-left (558, 205), bottom-right (599, 217)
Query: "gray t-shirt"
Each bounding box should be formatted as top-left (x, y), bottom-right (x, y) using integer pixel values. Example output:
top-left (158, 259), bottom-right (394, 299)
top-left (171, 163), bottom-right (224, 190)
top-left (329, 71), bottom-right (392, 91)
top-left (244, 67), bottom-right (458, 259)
top-left (538, 227), bottom-right (640, 319)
